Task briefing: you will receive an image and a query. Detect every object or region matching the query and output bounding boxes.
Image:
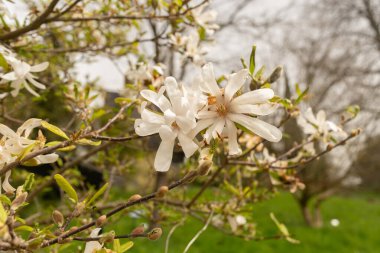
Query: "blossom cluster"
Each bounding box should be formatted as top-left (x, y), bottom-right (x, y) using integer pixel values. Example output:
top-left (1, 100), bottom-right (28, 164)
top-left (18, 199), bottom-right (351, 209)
top-left (0, 45), bottom-right (49, 98)
top-left (0, 119), bottom-right (59, 194)
top-left (134, 63), bottom-right (282, 172)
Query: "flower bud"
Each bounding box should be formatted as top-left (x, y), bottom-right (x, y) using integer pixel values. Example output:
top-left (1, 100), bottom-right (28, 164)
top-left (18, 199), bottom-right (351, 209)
top-left (266, 66), bottom-right (283, 83)
top-left (326, 144), bottom-right (334, 151)
top-left (197, 159), bottom-right (213, 176)
top-left (131, 224), bottom-right (146, 235)
top-left (128, 194), bottom-right (142, 203)
top-left (11, 192), bottom-right (28, 210)
top-left (156, 186), bottom-right (169, 198)
top-left (147, 227), bottom-right (162, 241)
top-left (96, 215), bottom-right (107, 227)
top-left (52, 210), bottom-right (64, 227)
top-left (350, 128), bottom-right (361, 137)
top-left (99, 231), bottom-right (115, 244)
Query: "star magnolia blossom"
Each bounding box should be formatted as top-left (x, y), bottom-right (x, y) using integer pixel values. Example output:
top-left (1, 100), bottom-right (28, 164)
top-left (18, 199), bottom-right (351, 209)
top-left (0, 118), bottom-right (59, 194)
top-left (297, 107), bottom-right (347, 141)
top-left (192, 3), bottom-right (220, 35)
top-left (134, 77), bottom-right (198, 172)
top-left (192, 63), bottom-right (282, 155)
top-left (0, 59), bottom-right (49, 97)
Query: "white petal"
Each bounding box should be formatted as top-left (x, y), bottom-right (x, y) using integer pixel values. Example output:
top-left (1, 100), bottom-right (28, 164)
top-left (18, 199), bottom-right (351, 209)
top-left (140, 88), bottom-right (171, 112)
top-left (228, 113), bottom-right (282, 142)
top-left (164, 77), bottom-right (182, 104)
top-left (197, 109), bottom-right (219, 119)
top-left (0, 123), bottom-right (18, 139)
top-left (231, 88), bottom-right (274, 105)
top-left (84, 228), bottom-right (103, 253)
top-left (17, 118), bottom-right (42, 137)
top-left (10, 79), bottom-right (23, 97)
top-left (163, 109), bottom-right (176, 125)
top-left (134, 119), bottom-right (160, 136)
top-left (175, 115), bottom-right (196, 133)
top-left (316, 110), bottom-right (326, 124)
top-left (201, 63), bottom-right (221, 96)
top-left (154, 126), bottom-right (177, 172)
top-left (226, 119), bottom-right (241, 155)
top-left (30, 62), bottom-right (49, 72)
top-left (23, 82), bottom-right (40, 97)
top-left (304, 107), bottom-right (318, 126)
top-left (1, 71), bottom-right (17, 81)
top-left (190, 118), bottom-right (215, 138)
top-left (178, 132), bottom-right (198, 158)
top-left (140, 102), bottom-right (165, 125)
top-left (35, 153), bottom-right (59, 164)
top-left (224, 69), bottom-right (249, 102)
top-left (2, 170), bottom-right (15, 194)
top-left (230, 103), bottom-right (278, 116)
top-left (26, 75), bottom-right (46, 89)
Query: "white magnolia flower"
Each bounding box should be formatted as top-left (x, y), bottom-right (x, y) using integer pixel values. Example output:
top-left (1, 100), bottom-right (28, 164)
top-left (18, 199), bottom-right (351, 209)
top-left (184, 32), bottom-right (205, 65)
top-left (0, 119), bottom-right (59, 194)
top-left (84, 228), bottom-right (103, 253)
top-left (192, 4), bottom-right (219, 35)
top-left (169, 32), bottom-right (188, 48)
top-left (0, 59), bottom-right (49, 97)
top-left (297, 107), bottom-right (347, 141)
top-left (135, 77), bottom-right (198, 172)
top-left (227, 214), bottom-right (247, 232)
top-left (126, 63), bottom-right (152, 84)
top-left (192, 63), bottom-right (282, 155)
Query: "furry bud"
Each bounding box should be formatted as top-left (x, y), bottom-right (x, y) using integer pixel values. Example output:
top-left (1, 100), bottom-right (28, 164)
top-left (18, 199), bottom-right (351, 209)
top-left (96, 215), bottom-right (107, 227)
top-left (156, 186), bottom-right (169, 198)
top-left (52, 210), bottom-right (64, 227)
top-left (147, 227), bottom-right (162, 241)
top-left (128, 194), bottom-right (142, 202)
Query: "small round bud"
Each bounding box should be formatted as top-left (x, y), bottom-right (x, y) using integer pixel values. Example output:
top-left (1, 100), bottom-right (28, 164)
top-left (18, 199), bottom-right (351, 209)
top-left (52, 210), bottom-right (64, 227)
top-left (100, 231), bottom-right (115, 244)
top-left (326, 144), bottom-right (334, 151)
top-left (128, 194), bottom-right (142, 203)
top-left (197, 159), bottom-right (213, 176)
top-left (131, 224), bottom-right (146, 235)
top-left (73, 202), bottom-right (86, 217)
top-left (350, 128), bottom-right (361, 137)
top-left (68, 226), bottom-right (78, 233)
top-left (96, 215), bottom-right (107, 227)
top-left (147, 227), bottom-right (162, 241)
top-left (156, 186), bottom-right (169, 198)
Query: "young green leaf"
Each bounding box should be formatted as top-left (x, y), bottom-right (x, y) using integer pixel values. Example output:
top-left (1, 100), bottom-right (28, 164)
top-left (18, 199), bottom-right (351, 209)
top-left (249, 45), bottom-right (256, 75)
top-left (85, 183), bottom-right (109, 207)
top-left (120, 241), bottom-right (134, 252)
top-left (23, 173), bottom-right (35, 191)
top-left (41, 121), bottom-right (69, 140)
top-left (54, 174), bottom-right (78, 203)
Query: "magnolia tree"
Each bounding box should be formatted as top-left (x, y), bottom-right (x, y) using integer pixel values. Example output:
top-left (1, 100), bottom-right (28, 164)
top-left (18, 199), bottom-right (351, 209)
top-left (0, 0), bottom-right (360, 252)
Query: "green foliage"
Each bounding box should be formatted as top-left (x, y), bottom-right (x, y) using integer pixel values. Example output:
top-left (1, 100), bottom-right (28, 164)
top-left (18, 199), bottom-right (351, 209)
top-left (53, 174), bottom-right (79, 203)
top-left (41, 121), bottom-right (69, 140)
top-left (85, 183), bottom-right (109, 207)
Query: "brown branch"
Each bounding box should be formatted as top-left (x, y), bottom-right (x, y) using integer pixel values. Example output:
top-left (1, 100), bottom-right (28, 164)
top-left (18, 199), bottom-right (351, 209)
top-left (40, 170), bottom-right (199, 248)
top-left (73, 233), bottom-right (147, 242)
top-left (0, 0), bottom-right (60, 41)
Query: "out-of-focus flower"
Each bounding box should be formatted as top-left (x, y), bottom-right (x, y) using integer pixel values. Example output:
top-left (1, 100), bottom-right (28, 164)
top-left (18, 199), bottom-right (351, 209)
top-left (192, 4), bottom-right (219, 35)
top-left (297, 107), bottom-right (347, 142)
top-left (330, 218), bottom-right (340, 227)
top-left (169, 32), bottom-right (188, 48)
top-left (228, 214), bottom-right (247, 232)
top-left (0, 119), bottom-right (59, 194)
top-left (134, 77), bottom-right (198, 172)
top-left (0, 59), bottom-right (49, 97)
top-left (126, 62), bottom-right (165, 87)
top-left (184, 32), bottom-right (206, 65)
top-left (192, 63), bottom-right (282, 155)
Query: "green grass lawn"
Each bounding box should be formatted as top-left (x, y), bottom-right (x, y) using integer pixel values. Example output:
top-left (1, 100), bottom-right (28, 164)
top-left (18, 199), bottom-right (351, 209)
top-left (117, 192), bottom-right (380, 253)
top-left (49, 191), bottom-right (380, 253)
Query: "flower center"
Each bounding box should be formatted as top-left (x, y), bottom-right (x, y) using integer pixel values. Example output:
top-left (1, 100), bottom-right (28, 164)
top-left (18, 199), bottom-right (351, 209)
top-left (216, 104), bottom-right (228, 116)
